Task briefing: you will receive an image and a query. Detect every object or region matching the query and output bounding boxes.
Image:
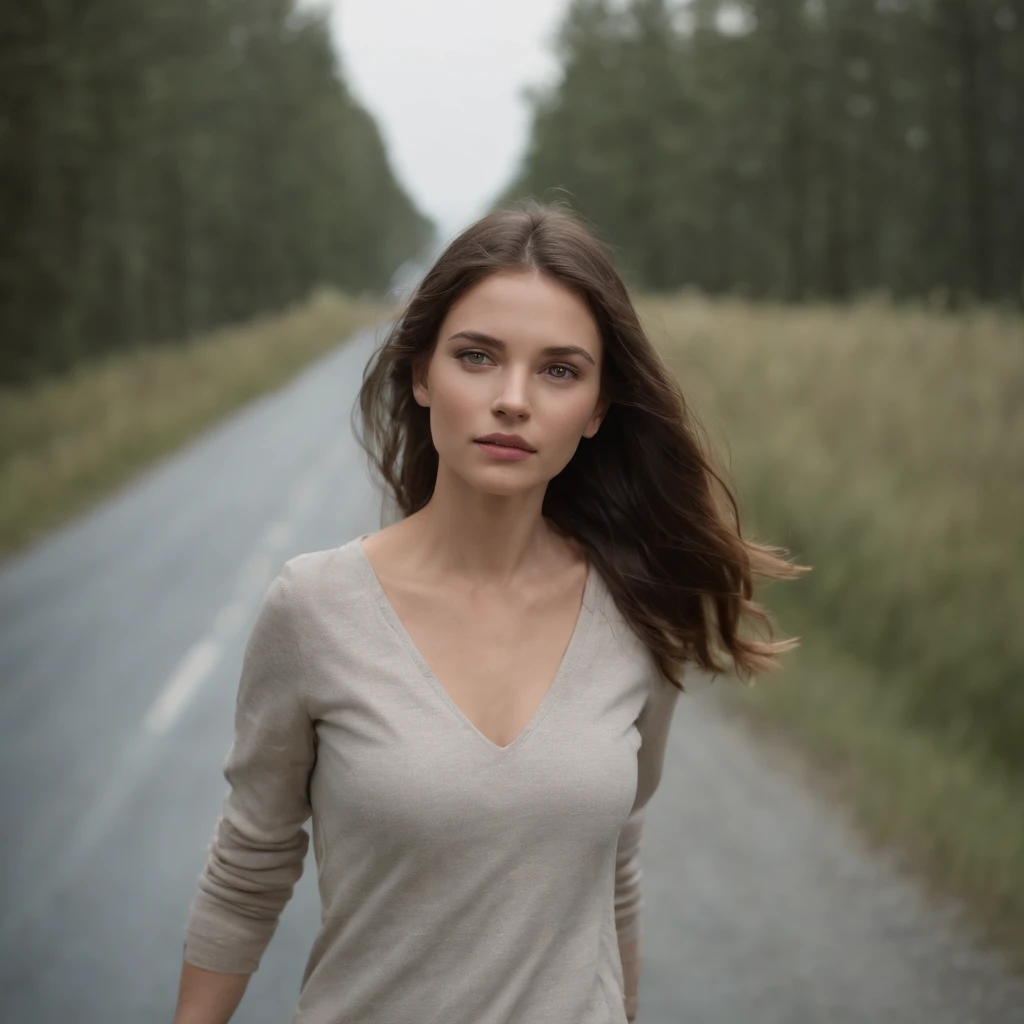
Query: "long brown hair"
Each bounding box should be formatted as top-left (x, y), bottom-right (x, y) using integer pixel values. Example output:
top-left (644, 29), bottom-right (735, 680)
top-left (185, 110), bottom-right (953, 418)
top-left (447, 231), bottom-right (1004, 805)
top-left (353, 198), bottom-right (809, 690)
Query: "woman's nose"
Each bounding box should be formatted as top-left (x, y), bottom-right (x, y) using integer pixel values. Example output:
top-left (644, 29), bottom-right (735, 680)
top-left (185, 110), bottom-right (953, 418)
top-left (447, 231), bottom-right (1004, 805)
top-left (492, 369), bottom-right (531, 416)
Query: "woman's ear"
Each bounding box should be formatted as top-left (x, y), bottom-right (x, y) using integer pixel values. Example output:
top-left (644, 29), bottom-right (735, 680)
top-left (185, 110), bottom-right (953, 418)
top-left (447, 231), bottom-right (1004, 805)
top-left (411, 354), bottom-right (431, 408)
top-left (584, 394), bottom-right (610, 438)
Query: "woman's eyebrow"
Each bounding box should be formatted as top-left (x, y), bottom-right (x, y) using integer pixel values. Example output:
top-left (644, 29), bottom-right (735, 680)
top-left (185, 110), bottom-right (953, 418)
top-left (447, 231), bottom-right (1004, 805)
top-left (447, 329), bottom-right (595, 366)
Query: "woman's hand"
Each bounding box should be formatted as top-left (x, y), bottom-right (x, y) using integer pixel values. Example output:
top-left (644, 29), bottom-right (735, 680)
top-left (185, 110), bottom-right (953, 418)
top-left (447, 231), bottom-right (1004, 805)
top-left (619, 933), bottom-right (641, 1022)
top-left (172, 959), bottom-right (250, 1024)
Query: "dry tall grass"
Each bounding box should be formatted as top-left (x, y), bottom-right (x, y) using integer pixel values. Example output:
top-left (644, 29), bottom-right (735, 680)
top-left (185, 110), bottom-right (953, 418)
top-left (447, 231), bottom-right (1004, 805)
top-left (638, 291), bottom-right (1024, 961)
top-left (0, 288), bottom-right (391, 559)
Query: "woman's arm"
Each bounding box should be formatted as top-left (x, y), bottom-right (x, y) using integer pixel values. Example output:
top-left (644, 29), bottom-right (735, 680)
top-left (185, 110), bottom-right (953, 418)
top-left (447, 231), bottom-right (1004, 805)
top-left (615, 807), bottom-right (646, 1022)
top-left (175, 566), bottom-right (317, 1016)
top-left (614, 668), bottom-right (681, 1021)
top-left (172, 962), bottom-right (250, 1024)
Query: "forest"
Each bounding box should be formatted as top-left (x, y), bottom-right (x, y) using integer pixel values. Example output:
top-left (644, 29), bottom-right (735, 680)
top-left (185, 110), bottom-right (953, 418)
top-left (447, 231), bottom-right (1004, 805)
top-left (0, 0), bottom-right (434, 387)
top-left (499, 0), bottom-right (1023, 305)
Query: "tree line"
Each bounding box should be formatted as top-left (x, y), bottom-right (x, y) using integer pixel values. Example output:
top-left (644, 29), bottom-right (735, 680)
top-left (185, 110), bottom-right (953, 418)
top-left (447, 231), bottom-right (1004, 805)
top-left (499, 0), bottom-right (1023, 306)
top-left (0, 0), bottom-right (434, 387)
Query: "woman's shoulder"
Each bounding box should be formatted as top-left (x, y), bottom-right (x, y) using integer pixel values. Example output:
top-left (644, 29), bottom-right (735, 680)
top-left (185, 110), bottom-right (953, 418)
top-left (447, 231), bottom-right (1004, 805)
top-left (593, 571), bottom-right (648, 665)
top-left (275, 535), bottom-right (367, 606)
top-left (593, 572), bottom-right (690, 694)
top-left (258, 536), bottom-right (382, 661)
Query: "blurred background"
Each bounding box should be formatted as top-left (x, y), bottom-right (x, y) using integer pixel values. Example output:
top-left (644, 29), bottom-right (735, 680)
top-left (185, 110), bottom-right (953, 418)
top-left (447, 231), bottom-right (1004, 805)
top-left (1, 1), bottom-right (1022, 1021)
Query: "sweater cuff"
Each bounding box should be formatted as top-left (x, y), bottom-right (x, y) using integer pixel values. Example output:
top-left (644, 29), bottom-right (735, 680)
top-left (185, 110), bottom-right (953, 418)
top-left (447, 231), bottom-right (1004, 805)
top-left (183, 901), bottom-right (276, 974)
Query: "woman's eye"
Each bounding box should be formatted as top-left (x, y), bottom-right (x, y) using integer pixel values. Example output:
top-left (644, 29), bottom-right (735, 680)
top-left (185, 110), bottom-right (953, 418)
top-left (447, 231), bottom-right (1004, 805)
top-left (548, 364), bottom-right (581, 380)
top-left (457, 350), bottom-right (580, 380)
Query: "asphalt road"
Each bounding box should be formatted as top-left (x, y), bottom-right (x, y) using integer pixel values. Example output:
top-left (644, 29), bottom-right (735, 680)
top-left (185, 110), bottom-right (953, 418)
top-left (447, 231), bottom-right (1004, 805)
top-left (1, 325), bottom-right (1022, 1023)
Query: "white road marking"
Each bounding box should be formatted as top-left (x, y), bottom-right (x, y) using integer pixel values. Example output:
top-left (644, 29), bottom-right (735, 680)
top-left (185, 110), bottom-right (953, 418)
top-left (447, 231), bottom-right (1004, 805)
top-left (241, 550), bottom-right (274, 591)
top-left (213, 600), bottom-right (250, 638)
top-left (262, 519), bottom-right (292, 551)
top-left (290, 475), bottom-right (319, 516)
top-left (144, 478), bottom-right (328, 744)
top-left (143, 639), bottom-right (224, 736)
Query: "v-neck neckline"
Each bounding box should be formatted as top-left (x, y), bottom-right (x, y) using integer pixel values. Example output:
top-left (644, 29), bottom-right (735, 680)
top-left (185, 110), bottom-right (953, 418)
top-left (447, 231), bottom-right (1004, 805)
top-left (349, 532), bottom-right (599, 755)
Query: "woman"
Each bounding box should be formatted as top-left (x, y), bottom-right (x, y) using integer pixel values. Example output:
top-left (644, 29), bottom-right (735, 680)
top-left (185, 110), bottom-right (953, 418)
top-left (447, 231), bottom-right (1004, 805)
top-left (173, 200), bottom-right (805, 1024)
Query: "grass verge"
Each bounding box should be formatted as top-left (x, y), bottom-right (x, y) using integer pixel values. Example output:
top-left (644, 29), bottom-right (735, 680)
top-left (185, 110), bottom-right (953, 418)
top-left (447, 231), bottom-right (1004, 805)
top-left (637, 290), bottom-right (1024, 970)
top-left (0, 287), bottom-right (392, 561)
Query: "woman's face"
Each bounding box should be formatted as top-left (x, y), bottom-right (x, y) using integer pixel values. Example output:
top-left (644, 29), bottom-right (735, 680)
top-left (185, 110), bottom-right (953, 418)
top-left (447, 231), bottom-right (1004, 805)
top-left (413, 269), bottom-right (608, 496)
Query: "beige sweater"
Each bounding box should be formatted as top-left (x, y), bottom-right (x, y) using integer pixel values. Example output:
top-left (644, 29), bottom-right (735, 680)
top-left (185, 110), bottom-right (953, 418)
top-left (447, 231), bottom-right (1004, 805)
top-left (183, 534), bottom-right (680, 1023)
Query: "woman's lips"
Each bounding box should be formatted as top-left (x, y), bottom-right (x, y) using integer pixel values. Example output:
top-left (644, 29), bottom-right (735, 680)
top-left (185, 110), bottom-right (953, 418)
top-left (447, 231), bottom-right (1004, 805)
top-left (474, 441), bottom-right (534, 461)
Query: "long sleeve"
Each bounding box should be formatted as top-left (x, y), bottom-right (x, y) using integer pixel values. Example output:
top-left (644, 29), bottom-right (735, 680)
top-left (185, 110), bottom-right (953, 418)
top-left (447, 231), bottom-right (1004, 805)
top-left (614, 669), bottom-right (681, 1020)
top-left (615, 808), bottom-right (646, 1022)
top-left (183, 567), bottom-right (316, 974)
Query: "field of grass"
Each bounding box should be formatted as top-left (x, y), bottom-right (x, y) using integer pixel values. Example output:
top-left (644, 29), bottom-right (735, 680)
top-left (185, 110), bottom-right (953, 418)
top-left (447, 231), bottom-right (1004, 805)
top-left (0, 287), bottom-right (391, 560)
top-left (638, 292), bottom-right (1024, 963)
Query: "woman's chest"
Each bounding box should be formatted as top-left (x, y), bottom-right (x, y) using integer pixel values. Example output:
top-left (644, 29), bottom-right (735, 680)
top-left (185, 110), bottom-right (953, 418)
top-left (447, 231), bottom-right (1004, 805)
top-left (303, 608), bottom-right (652, 855)
top-left (373, 564), bottom-right (592, 750)
top-left (398, 613), bottom-right (584, 750)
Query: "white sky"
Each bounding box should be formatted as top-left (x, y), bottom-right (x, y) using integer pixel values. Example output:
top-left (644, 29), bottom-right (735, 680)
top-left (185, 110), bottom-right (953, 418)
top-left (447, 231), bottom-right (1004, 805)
top-left (318, 0), bottom-right (572, 243)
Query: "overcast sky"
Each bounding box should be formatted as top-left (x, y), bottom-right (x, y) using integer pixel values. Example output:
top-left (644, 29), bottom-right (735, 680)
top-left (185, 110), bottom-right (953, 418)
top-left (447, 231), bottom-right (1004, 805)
top-left (319, 0), bottom-right (572, 244)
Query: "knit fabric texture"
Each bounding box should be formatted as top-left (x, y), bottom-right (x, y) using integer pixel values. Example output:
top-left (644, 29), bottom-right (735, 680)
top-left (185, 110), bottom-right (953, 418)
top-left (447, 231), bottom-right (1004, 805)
top-left (183, 534), bottom-right (679, 1023)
